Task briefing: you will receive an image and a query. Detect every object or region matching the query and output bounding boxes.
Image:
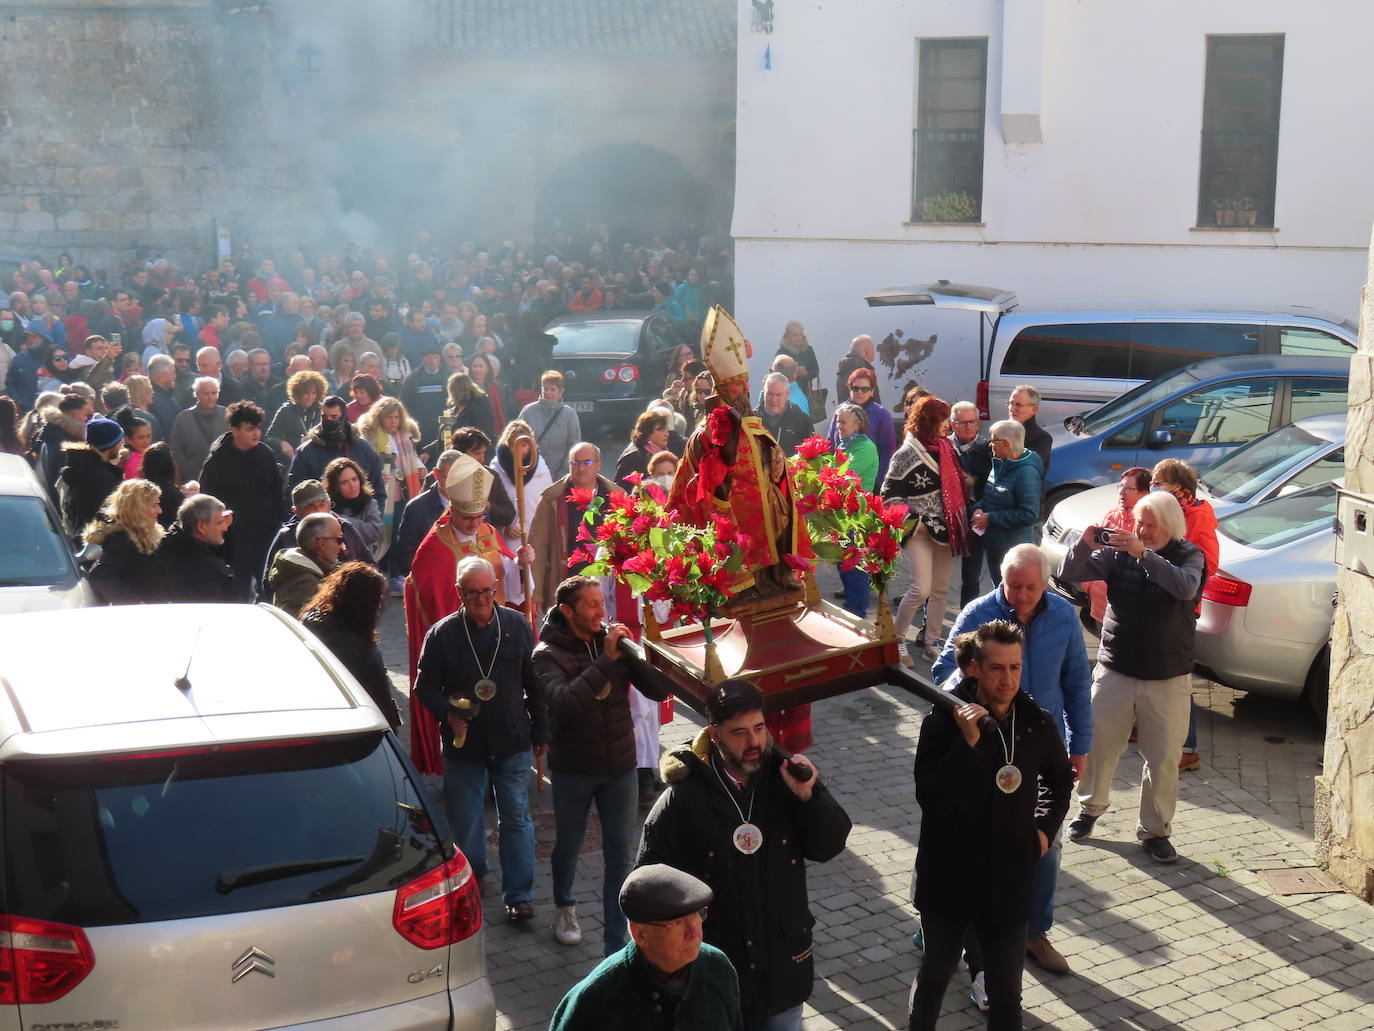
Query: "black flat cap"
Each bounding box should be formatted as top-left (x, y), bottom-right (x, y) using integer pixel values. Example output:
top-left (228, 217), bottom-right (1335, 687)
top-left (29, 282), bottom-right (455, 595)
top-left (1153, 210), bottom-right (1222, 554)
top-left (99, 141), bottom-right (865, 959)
top-left (620, 864), bottom-right (713, 924)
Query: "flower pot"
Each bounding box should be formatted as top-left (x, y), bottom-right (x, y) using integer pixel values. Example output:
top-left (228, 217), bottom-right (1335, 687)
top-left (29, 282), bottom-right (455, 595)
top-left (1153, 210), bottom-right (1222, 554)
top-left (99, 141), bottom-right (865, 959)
top-left (1215, 209), bottom-right (1235, 227)
top-left (1237, 210), bottom-right (1258, 227)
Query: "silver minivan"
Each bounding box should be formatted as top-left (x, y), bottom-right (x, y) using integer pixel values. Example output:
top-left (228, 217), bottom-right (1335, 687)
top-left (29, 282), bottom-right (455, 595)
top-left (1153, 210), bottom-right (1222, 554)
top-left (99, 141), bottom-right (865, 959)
top-left (0, 604), bottom-right (495, 1031)
top-left (864, 281), bottom-right (1357, 425)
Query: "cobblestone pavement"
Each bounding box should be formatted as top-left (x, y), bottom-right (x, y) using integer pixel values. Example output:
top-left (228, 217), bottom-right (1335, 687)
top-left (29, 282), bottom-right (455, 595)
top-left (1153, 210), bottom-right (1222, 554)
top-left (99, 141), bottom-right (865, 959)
top-left (377, 562), bottom-right (1374, 1031)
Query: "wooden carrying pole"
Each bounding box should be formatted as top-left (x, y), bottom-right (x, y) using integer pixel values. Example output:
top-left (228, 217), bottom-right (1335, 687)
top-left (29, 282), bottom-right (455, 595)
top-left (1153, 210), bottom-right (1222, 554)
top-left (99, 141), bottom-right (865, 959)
top-left (511, 434), bottom-right (543, 791)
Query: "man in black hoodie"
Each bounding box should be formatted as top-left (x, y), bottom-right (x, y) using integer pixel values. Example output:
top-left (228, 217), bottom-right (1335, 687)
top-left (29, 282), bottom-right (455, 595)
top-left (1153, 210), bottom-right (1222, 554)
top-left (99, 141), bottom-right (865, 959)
top-left (533, 576), bottom-right (670, 955)
top-left (198, 401), bottom-right (288, 597)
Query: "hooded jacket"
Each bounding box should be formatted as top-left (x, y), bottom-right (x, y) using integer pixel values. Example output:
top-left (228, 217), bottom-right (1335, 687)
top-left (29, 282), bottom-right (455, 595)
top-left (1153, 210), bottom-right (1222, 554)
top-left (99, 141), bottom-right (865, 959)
top-left (35, 406), bottom-right (88, 495)
top-left (265, 547), bottom-right (329, 619)
top-left (87, 527), bottom-right (166, 605)
top-left (637, 730), bottom-right (851, 1022)
top-left (198, 431), bottom-right (289, 583)
top-left (913, 677), bottom-right (1073, 925)
top-left (57, 444), bottom-right (124, 542)
top-left (532, 606), bottom-right (668, 777)
top-left (287, 422), bottom-right (383, 496)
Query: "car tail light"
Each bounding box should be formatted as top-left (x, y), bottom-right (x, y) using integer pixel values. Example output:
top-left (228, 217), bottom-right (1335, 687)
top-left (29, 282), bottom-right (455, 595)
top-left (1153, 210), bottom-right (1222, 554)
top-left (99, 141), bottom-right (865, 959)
top-left (976, 380), bottom-right (989, 420)
top-left (601, 368), bottom-right (617, 382)
top-left (617, 365), bottom-right (638, 383)
top-left (393, 850), bottom-right (481, 949)
top-left (0, 915), bottom-right (95, 1003)
top-left (1202, 572), bottom-right (1252, 607)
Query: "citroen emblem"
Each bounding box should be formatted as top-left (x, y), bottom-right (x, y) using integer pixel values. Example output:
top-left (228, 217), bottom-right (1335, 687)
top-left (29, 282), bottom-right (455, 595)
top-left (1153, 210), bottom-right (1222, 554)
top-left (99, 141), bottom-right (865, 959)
top-left (232, 946), bottom-right (276, 982)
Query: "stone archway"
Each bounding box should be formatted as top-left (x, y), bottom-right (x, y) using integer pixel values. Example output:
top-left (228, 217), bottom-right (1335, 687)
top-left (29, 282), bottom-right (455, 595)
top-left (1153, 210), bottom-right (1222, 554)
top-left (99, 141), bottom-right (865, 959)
top-left (535, 142), bottom-right (710, 244)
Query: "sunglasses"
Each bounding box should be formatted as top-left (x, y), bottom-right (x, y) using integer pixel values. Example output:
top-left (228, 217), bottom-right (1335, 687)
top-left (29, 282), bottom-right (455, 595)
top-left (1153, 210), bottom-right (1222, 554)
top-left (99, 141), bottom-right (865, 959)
top-left (851, 385), bottom-right (874, 394)
top-left (51, 354), bottom-right (69, 361)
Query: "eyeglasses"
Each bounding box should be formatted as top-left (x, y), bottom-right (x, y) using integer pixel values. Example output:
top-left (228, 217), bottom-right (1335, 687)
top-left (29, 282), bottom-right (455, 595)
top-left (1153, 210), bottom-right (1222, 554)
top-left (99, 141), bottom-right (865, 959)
top-left (570, 459), bottom-right (598, 467)
top-left (851, 385), bottom-right (874, 394)
top-left (461, 587), bottom-right (496, 599)
top-left (648, 907), bottom-right (709, 928)
top-left (953, 418), bottom-right (979, 426)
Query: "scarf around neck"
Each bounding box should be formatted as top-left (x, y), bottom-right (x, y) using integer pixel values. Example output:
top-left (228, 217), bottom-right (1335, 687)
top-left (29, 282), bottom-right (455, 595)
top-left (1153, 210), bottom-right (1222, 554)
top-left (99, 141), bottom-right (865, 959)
top-left (917, 433), bottom-right (971, 559)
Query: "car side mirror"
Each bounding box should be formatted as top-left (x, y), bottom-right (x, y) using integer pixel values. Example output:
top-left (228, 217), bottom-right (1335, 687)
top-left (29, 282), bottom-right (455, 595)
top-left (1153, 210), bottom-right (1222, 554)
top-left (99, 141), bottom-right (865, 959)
top-left (1146, 428), bottom-right (1172, 448)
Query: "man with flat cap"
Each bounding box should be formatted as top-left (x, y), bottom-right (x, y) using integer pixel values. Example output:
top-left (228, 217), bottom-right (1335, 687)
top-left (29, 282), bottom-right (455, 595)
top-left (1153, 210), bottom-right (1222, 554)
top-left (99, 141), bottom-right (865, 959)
top-left (639, 680), bottom-right (852, 1031)
top-left (548, 864), bottom-right (743, 1030)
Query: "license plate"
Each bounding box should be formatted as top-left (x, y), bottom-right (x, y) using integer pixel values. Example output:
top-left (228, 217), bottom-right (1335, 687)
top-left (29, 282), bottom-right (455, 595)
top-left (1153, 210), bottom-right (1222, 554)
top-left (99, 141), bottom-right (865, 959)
top-left (571, 401), bottom-right (595, 412)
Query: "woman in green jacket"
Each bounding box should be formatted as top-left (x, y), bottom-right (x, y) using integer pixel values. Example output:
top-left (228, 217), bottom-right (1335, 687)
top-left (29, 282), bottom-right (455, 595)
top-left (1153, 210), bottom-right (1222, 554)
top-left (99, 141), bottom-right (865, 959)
top-left (835, 402), bottom-right (879, 617)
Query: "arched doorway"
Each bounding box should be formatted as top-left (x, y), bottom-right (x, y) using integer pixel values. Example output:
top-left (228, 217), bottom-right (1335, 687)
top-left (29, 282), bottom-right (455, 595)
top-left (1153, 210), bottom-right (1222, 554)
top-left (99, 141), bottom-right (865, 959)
top-left (535, 143), bottom-right (713, 244)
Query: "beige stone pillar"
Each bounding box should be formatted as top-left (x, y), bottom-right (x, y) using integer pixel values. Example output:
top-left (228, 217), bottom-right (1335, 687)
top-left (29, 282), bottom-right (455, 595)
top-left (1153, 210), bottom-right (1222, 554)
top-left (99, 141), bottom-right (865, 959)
top-left (1315, 224), bottom-right (1374, 901)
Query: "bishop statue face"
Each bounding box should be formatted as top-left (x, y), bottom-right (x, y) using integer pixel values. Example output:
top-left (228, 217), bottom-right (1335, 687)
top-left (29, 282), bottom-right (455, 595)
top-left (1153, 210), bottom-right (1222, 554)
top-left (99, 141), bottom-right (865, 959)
top-left (720, 376), bottom-right (748, 404)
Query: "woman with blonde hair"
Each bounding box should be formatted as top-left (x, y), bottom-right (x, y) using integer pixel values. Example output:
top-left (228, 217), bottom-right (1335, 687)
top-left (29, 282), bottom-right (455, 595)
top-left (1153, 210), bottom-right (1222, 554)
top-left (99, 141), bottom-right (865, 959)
top-left (431, 371), bottom-right (495, 449)
top-left (85, 479), bottom-right (166, 604)
top-left (267, 369), bottom-right (328, 450)
top-left (357, 396), bottom-right (426, 567)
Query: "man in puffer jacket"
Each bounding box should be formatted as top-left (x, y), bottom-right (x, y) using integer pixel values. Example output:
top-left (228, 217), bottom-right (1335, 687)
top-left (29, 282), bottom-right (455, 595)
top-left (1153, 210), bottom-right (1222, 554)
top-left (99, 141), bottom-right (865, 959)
top-left (532, 575), bottom-right (670, 956)
top-left (932, 543), bottom-right (1092, 975)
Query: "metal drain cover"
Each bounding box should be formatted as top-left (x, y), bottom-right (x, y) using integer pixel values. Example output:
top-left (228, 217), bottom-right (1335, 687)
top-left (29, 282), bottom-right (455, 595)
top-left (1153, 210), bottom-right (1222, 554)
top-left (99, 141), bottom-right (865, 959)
top-left (1258, 868), bottom-right (1345, 896)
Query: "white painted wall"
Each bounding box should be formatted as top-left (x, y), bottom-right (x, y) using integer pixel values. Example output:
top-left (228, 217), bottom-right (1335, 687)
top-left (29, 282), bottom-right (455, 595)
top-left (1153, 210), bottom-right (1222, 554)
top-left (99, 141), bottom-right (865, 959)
top-left (732, 0), bottom-right (1374, 409)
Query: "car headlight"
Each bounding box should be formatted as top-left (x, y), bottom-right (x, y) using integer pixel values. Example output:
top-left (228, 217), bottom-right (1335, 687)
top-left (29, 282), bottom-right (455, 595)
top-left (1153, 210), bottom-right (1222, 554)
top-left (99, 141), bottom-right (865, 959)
top-left (1045, 515), bottom-right (1060, 539)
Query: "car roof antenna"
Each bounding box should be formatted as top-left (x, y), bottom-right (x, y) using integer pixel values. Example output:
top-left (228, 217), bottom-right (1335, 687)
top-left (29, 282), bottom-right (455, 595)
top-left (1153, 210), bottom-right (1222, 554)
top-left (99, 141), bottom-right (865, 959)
top-left (174, 629), bottom-right (201, 692)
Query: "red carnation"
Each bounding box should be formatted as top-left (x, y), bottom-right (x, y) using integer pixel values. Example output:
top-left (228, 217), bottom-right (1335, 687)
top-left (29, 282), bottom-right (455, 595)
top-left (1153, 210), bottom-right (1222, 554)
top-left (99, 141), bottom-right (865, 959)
top-left (632, 514), bottom-right (653, 534)
top-left (820, 487), bottom-right (845, 511)
top-left (623, 471), bottom-right (644, 487)
top-left (795, 436), bottom-right (833, 460)
top-left (707, 406), bottom-right (733, 447)
top-left (878, 501), bottom-right (910, 528)
top-left (569, 487), bottom-right (597, 508)
top-left (622, 549), bottom-right (658, 575)
top-left (608, 490), bottom-right (638, 515)
top-left (838, 547), bottom-right (863, 572)
top-left (644, 482), bottom-right (668, 505)
top-left (594, 521), bottom-right (618, 541)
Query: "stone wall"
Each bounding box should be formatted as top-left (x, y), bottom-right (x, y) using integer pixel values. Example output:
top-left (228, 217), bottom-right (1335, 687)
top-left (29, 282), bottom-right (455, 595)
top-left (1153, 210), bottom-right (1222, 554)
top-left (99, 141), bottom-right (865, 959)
top-left (1315, 225), bottom-right (1374, 901)
top-left (0, 0), bottom-right (316, 270)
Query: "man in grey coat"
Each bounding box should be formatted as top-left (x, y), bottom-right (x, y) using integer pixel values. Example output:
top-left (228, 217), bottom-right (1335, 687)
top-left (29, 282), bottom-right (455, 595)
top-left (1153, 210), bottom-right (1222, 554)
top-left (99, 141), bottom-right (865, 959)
top-left (169, 377), bottom-right (228, 481)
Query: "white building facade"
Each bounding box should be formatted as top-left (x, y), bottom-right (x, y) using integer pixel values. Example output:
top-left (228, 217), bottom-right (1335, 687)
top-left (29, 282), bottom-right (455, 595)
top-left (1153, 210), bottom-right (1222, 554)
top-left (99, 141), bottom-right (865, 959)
top-left (731, 0), bottom-right (1374, 409)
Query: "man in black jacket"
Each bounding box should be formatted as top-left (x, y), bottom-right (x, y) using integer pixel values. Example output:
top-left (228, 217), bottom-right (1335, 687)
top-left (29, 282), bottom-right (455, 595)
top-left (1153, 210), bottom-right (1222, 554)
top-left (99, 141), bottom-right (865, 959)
top-left (534, 576), bottom-right (671, 955)
top-left (1007, 384), bottom-right (1052, 479)
top-left (198, 401), bottom-right (288, 598)
top-left (950, 401), bottom-right (993, 607)
top-left (908, 620), bottom-right (1073, 1031)
top-left (638, 680), bottom-right (852, 1030)
top-left (759, 372), bottom-right (813, 458)
top-left (157, 493), bottom-right (245, 602)
top-left (287, 395), bottom-right (383, 493)
top-left (415, 555), bottom-right (548, 921)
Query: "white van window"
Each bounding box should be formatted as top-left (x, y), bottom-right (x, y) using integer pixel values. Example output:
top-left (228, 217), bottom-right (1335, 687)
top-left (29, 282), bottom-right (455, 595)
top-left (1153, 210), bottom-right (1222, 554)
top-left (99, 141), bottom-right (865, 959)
top-left (1001, 323), bottom-right (1131, 379)
top-left (1158, 378), bottom-right (1277, 447)
top-left (1129, 323), bottom-right (1260, 382)
top-left (1278, 327), bottom-right (1354, 358)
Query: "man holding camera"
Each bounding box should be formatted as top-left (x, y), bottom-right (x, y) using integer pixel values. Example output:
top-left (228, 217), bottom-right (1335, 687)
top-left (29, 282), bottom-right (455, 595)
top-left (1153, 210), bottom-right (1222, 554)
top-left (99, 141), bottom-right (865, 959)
top-left (1058, 490), bottom-right (1207, 864)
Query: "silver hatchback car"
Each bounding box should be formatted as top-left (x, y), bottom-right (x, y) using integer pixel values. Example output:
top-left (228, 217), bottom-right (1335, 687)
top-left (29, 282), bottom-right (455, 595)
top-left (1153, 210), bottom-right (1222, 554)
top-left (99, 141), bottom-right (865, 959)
top-left (0, 604), bottom-right (495, 1031)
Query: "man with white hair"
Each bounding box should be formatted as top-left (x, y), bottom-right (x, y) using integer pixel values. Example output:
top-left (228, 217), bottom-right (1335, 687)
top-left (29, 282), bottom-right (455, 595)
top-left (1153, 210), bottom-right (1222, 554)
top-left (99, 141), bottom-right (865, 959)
top-left (415, 555), bottom-right (547, 921)
top-left (933, 543), bottom-right (1092, 974)
top-left (1058, 491), bottom-right (1207, 865)
top-left (1007, 384), bottom-right (1052, 476)
top-left (759, 371), bottom-right (812, 457)
top-left (169, 376), bottom-right (228, 478)
top-left (949, 401), bottom-right (991, 607)
top-left (195, 345), bottom-right (222, 382)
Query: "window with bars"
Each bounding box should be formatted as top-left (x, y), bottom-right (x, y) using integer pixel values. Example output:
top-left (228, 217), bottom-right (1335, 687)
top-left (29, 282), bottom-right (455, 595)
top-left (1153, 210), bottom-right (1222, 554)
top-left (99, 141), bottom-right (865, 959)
top-left (1198, 35), bottom-right (1284, 228)
top-left (912, 38), bottom-right (987, 223)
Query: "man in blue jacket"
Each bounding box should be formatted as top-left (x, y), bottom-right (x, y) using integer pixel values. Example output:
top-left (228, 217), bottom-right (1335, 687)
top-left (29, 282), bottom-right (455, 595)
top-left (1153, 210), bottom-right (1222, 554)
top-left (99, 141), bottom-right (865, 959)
top-left (931, 542), bottom-right (1091, 977)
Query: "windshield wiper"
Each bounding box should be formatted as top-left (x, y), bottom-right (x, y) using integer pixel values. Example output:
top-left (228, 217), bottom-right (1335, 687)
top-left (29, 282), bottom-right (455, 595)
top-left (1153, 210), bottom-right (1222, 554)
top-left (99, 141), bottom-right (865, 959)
top-left (216, 856), bottom-right (366, 894)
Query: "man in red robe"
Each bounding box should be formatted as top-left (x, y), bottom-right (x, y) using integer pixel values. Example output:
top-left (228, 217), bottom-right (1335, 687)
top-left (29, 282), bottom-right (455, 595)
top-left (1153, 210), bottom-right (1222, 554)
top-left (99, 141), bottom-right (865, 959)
top-left (405, 454), bottom-right (514, 774)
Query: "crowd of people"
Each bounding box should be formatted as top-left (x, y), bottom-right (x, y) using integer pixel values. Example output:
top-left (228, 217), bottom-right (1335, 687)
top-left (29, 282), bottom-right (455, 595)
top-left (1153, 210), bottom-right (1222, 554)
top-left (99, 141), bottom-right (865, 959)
top-left (1, 239), bottom-right (1225, 1030)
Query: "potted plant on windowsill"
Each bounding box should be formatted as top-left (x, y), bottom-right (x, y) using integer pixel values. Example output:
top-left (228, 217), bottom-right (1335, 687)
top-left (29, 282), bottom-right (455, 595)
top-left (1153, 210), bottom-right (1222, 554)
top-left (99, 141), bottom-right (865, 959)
top-left (916, 190), bottom-right (978, 223)
top-left (1212, 195), bottom-right (1258, 227)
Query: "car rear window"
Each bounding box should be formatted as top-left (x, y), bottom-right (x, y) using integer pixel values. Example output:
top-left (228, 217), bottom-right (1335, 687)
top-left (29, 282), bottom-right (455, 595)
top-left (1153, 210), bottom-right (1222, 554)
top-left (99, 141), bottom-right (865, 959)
top-left (1199, 423), bottom-right (1331, 502)
top-left (549, 321), bottom-right (641, 355)
top-left (0, 496), bottom-right (78, 587)
top-left (1219, 483), bottom-right (1338, 551)
top-left (2, 734), bottom-right (446, 926)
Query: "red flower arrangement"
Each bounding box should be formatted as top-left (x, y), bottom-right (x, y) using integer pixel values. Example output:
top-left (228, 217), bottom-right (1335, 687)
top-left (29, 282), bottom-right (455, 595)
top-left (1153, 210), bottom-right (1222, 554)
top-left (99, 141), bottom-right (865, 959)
top-left (571, 487), bottom-right (746, 625)
top-left (787, 436), bottom-right (914, 593)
